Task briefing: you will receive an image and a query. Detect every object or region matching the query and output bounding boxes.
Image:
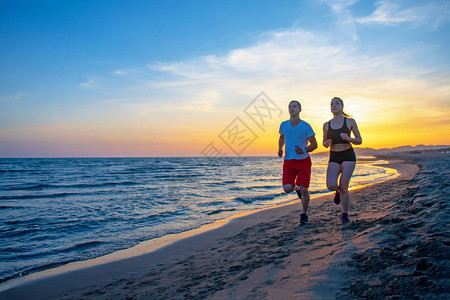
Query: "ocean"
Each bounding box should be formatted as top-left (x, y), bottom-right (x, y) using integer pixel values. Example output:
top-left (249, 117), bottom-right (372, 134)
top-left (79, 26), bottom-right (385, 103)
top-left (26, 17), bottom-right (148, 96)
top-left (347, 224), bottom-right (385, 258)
top-left (0, 155), bottom-right (394, 284)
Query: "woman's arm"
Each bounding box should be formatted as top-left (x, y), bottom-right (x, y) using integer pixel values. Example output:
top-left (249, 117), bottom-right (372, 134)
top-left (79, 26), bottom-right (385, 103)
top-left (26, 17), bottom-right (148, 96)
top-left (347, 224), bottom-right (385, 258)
top-left (323, 122), bottom-right (332, 148)
top-left (340, 118), bottom-right (362, 145)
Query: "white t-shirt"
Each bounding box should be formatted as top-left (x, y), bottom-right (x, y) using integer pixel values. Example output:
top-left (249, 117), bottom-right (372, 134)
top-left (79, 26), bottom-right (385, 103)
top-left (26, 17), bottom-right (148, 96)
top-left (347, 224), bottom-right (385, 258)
top-left (279, 120), bottom-right (315, 160)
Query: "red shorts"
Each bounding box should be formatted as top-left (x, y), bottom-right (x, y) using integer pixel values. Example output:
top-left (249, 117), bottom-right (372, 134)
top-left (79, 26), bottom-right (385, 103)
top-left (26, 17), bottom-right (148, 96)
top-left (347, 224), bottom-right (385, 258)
top-left (282, 157), bottom-right (312, 188)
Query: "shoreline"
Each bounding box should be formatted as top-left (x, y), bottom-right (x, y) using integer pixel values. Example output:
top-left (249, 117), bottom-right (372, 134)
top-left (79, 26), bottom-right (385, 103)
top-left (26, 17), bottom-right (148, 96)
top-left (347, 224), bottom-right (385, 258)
top-left (0, 159), bottom-right (399, 294)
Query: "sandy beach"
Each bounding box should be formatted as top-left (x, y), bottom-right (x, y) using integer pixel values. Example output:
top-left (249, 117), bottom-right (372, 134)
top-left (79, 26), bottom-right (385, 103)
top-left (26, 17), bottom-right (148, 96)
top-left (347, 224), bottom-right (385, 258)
top-left (1, 153), bottom-right (448, 299)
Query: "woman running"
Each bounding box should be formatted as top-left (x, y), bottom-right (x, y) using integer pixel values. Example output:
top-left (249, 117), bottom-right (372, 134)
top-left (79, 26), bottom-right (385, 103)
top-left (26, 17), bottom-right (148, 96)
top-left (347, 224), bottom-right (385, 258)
top-left (323, 97), bottom-right (362, 223)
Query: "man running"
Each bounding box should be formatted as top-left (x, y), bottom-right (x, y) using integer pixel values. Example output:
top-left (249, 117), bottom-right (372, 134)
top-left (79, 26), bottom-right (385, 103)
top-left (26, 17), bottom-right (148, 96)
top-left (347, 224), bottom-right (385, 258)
top-left (278, 100), bottom-right (317, 225)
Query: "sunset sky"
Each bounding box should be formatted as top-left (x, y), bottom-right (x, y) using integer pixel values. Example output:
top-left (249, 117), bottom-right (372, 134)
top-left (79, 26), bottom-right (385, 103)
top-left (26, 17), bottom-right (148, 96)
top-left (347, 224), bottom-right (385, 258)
top-left (1, 0), bottom-right (449, 157)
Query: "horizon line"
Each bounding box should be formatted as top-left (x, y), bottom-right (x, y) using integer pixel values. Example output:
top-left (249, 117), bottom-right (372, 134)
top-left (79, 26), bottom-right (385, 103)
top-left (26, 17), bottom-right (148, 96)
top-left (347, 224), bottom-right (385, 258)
top-left (1, 145), bottom-right (449, 159)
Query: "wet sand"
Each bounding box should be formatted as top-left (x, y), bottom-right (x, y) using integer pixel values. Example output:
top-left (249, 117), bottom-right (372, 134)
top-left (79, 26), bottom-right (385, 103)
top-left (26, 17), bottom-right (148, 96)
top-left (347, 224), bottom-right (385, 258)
top-left (1, 153), bottom-right (448, 299)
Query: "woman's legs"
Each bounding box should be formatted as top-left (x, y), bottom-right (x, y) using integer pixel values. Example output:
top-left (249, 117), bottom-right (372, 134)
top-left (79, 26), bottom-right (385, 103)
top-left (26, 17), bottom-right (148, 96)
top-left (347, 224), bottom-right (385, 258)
top-left (339, 161), bottom-right (356, 213)
top-left (326, 162), bottom-right (341, 192)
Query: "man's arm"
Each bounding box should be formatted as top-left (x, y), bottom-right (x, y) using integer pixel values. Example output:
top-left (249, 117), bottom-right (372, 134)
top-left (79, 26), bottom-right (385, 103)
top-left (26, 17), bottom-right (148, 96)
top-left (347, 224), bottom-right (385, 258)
top-left (306, 135), bottom-right (318, 153)
top-left (295, 135), bottom-right (318, 154)
top-left (278, 134), bottom-right (285, 157)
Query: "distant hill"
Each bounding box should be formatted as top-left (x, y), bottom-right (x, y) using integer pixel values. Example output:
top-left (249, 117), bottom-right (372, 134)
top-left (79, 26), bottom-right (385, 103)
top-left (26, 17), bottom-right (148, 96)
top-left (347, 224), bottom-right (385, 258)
top-left (354, 145), bottom-right (450, 156)
top-left (312, 145), bottom-right (449, 157)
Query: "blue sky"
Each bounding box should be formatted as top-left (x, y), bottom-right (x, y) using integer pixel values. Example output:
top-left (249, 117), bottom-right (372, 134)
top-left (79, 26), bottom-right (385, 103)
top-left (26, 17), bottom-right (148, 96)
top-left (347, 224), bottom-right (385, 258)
top-left (1, 0), bottom-right (449, 157)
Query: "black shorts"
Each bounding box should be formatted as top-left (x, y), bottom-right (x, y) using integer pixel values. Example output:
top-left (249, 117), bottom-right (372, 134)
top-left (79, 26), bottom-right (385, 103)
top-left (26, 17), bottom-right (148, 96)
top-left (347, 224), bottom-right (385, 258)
top-left (329, 147), bottom-right (356, 164)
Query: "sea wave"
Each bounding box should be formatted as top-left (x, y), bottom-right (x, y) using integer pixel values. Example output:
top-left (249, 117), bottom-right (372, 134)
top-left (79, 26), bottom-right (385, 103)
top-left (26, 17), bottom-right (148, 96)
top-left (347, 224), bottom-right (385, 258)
top-left (234, 193), bottom-right (282, 204)
top-left (0, 181), bottom-right (140, 191)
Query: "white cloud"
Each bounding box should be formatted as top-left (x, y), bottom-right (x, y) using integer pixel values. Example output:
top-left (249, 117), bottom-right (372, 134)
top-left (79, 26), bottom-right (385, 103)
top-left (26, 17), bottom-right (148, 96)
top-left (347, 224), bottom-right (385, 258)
top-left (356, 0), bottom-right (450, 29)
top-left (80, 79), bottom-right (96, 88)
top-left (320, 0), bottom-right (358, 13)
top-left (103, 96), bottom-right (148, 104)
top-left (319, 0), bottom-right (359, 41)
top-left (0, 92), bottom-right (24, 102)
top-left (146, 27), bottom-right (428, 94)
top-left (149, 29), bottom-right (344, 81)
top-left (76, 9), bottom-right (449, 132)
top-left (114, 70), bottom-right (127, 75)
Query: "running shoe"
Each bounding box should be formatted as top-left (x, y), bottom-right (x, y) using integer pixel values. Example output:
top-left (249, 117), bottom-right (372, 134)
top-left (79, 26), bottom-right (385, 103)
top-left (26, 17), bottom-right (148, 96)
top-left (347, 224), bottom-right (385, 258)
top-left (340, 212), bottom-right (350, 223)
top-left (300, 213), bottom-right (309, 225)
top-left (334, 191), bottom-right (341, 205)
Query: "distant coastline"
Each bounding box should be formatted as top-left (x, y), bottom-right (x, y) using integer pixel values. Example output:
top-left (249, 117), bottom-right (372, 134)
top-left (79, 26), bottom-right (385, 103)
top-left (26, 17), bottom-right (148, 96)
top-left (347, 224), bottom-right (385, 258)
top-left (311, 144), bottom-right (450, 157)
top-left (1, 145), bottom-right (449, 159)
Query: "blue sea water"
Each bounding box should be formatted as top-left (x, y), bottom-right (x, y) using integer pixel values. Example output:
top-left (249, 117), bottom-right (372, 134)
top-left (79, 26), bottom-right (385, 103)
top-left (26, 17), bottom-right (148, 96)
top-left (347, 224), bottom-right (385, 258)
top-left (0, 155), bottom-right (394, 283)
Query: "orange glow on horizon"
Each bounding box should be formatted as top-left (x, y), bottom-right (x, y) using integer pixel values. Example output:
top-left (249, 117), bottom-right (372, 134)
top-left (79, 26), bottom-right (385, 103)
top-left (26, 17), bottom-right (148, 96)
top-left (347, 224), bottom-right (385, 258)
top-left (1, 96), bottom-right (448, 157)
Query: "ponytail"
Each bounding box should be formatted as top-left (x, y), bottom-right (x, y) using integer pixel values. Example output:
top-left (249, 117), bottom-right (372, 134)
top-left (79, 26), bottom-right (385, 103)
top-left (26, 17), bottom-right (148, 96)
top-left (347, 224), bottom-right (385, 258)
top-left (343, 112), bottom-right (351, 117)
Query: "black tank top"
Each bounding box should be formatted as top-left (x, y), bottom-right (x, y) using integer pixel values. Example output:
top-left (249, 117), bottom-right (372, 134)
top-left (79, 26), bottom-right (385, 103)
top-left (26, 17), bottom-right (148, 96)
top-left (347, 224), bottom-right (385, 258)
top-left (327, 117), bottom-right (351, 145)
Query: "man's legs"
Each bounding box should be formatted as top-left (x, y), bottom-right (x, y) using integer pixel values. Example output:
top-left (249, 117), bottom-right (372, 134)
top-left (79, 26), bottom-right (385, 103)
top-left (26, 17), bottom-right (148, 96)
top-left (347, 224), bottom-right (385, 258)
top-left (298, 185), bottom-right (309, 213)
top-left (283, 158), bottom-right (311, 215)
top-left (282, 184), bottom-right (295, 193)
top-left (282, 159), bottom-right (298, 193)
top-left (283, 184), bottom-right (309, 213)
top-left (296, 157), bottom-right (311, 214)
